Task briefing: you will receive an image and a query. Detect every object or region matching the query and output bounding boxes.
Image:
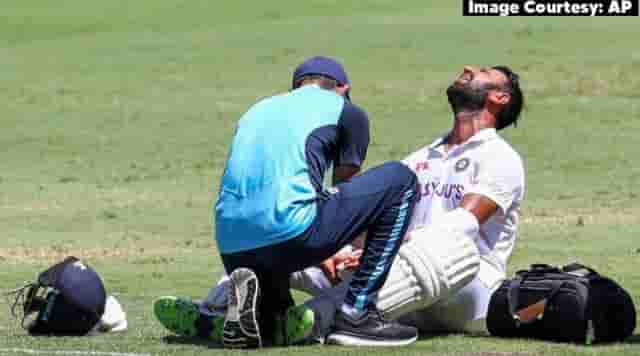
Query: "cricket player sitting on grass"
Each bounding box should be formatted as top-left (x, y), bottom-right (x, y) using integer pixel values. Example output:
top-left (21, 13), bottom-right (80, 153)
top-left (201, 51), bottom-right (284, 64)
top-left (187, 64), bottom-right (526, 345)
top-left (306, 65), bottom-right (526, 341)
top-left (155, 56), bottom-right (420, 348)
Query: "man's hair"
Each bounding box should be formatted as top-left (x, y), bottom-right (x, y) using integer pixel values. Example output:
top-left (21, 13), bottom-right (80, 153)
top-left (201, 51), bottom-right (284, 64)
top-left (293, 74), bottom-right (338, 91)
top-left (492, 65), bottom-right (524, 130)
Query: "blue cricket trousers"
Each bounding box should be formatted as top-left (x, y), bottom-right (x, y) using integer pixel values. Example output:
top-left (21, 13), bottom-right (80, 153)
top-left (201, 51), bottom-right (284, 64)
top-left (221, 161), bottom-right (418, 342)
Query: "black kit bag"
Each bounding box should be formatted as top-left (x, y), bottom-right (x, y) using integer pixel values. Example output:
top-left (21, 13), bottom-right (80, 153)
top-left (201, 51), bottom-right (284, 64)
top-left (487, 263), bottom-right (636, 344)
top-left (4, 256), bottom-right (107, 336)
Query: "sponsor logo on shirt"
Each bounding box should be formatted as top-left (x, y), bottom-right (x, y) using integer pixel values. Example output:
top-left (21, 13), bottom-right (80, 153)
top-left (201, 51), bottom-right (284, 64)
top-left (417, 181), bottom-right (465, 201)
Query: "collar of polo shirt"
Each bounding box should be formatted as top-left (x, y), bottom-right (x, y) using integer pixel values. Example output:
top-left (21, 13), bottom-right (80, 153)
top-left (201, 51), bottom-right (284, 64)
top-left (429, 128), bottom-right (498, 151)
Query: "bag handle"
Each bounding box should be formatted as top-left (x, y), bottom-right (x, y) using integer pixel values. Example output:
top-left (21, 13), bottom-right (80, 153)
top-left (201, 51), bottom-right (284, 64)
top-left (562, 263), bottom-right (599, 277)
top-left (507, 275), bottom-right (566, 327)
top-left (530, 263), bottom-right (562, 273)
top-left (515, 264), bottom-right (561, 277)
top-left (530, 263), bottom-right (555, 270)
top-left (507, 275), bottom-right (524, 319)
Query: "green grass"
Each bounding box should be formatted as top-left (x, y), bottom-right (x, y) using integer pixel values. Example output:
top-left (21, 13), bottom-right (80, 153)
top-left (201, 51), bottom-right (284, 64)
top-left (1, 1), bottom-right (638, 355)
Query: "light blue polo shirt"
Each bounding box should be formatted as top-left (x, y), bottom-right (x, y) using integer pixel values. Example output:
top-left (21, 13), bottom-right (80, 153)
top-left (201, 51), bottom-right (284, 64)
top-left (215, 85), bottom-right (348, 254)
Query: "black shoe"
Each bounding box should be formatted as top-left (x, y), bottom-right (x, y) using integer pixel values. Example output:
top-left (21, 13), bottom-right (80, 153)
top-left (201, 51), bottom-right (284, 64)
top-left (327, 309), bottom-right (417, 346)
top-left (223, 268), bottom-right (262, 348)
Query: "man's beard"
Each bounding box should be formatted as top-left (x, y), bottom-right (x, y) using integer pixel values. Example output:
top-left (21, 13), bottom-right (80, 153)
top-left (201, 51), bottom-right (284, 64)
top-left (446, 82), bottom-right (489, 114)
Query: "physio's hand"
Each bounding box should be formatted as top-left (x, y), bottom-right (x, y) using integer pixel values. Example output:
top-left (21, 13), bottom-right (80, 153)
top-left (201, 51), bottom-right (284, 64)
top-left (319, 258), bottom-right (339, 284)
top-left (336, 250), bottom-right (362, 270)
top-left (319, 250), bottom-right (362, 284)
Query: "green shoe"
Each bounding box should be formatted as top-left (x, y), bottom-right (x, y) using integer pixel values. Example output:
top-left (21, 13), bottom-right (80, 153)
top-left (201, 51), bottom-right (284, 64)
top-left (274, 304), bottom-right (316, 346)
top-left (154, 296), bottom-right (223, 343)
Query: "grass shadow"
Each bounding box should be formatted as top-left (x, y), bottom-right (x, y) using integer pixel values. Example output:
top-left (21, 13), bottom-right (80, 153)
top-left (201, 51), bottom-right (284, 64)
top-left (162, 335), bottom-right (223, 349)
top-left (625, 334), bottom-right (640, 344)
top-left (162, 336), bottom-right (311, 350)
top-left (417, 331), bottom-right (452, 339)
top-left (452, 333), bottom-right (640, 346)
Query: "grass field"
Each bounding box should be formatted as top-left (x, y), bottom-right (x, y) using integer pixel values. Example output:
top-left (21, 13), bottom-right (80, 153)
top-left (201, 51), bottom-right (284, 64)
top-left (1, 1), bottom-right (639, 355)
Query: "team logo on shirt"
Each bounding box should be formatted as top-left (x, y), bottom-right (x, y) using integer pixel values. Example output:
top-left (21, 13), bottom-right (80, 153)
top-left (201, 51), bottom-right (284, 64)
top-left (455, 158), bottom-right (470, 173)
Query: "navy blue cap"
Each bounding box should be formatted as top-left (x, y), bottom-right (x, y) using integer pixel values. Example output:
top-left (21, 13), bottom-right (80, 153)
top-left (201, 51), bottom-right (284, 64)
top-left (292, 56), bottom-right (351, 98)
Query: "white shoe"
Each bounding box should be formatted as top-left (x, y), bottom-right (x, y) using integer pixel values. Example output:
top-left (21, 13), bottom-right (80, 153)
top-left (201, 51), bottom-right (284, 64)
top-left (222, 268), bottom-right (262, 348)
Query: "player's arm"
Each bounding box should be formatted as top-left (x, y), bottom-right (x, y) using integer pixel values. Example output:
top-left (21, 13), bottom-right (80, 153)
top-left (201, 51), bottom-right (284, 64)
top-left (405, 193), bottom-right (498, 244)
top-left (458, 193), bottom-right (499, 225)
top-left (458, 151), bottom-right (525, 225)
top-left (332, 101), bottom-right (370, 185)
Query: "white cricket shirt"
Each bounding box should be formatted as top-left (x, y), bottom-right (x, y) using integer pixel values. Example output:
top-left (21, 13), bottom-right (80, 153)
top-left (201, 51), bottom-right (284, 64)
top-left (402, 128), bottom-right (525, 272)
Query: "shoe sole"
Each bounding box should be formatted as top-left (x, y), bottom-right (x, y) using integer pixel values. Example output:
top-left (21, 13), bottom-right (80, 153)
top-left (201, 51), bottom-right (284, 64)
top-left (326, 332), bottom-right (417, 347)
top-left (223, 268), bottom-right (262, 348)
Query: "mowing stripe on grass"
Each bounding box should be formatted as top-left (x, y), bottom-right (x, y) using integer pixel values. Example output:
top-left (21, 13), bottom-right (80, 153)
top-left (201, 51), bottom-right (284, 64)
top-left (0, 349), bottom-right (150, 356)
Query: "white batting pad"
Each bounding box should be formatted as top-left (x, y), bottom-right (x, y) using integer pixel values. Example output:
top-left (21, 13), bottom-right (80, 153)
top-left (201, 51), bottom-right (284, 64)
top-left (378, 228), bottom-right (480, 319)
top-left (305, 214), bottom-right (481, 338)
